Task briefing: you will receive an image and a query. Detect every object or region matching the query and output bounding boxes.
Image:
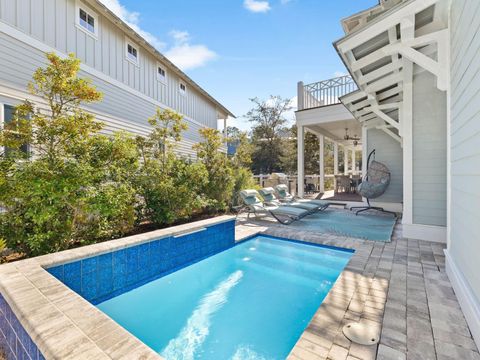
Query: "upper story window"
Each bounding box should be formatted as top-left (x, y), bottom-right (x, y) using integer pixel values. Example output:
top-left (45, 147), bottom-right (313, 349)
top-left (157, 64), bottom-right (167, 83)
top-left (125, 38), bottom-right (139, 65)
top-left (179, 82), bottom-right (187, 95)
top-left (75, 2), bottom-right (98, 38)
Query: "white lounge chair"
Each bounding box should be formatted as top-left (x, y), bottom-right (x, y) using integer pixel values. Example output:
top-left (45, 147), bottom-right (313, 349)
top-left (274, 184), bottom-right (330, 211)
top-left (258, 187), bottom-right (320, 213)
top-left (239, 189), bottom-right (310, 225)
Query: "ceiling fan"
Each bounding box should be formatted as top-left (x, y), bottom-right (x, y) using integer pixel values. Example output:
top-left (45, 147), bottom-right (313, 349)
top-left (344, 128), bottom-right (361, 146)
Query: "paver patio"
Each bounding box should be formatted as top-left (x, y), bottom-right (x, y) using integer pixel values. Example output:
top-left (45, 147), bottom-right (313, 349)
top-left (236, 214), bottom-right (480, 360)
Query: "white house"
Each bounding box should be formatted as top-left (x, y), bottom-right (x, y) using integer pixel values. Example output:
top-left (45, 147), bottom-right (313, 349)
top-left (296, 0), bottom-right (480, 347)
top-left (0, 0), bottom-right (233, 157)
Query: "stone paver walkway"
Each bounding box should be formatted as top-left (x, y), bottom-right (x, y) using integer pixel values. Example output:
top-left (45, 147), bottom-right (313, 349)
top-left (235, 214), bottom-right (480, 360)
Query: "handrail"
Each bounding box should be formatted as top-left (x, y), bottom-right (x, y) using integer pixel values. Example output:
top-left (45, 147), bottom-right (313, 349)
top-left (298, 75), bottom-right (357, 110)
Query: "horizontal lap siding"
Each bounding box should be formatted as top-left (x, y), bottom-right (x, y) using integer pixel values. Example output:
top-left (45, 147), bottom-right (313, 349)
top-left (0, 0), bottom-right (219, 132)
top-left (412, 70), bottom-right (447, 227)
top-left (450, 0), bottom-right (480, 302)
top-left (366, 128), bottom-right (403, 203)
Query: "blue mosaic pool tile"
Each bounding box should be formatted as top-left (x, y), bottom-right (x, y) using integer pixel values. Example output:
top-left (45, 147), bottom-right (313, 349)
top-left (63, 262), bottom-right (81, 294)
top-left (98, 253), bottom-right (113, 269)
top-left (45, 220), bottom-right (236, 305)
top-left (81, 256), bottom-right (98, 274)
top-left (47, 265), bottom-right (64, 282)
top-left (97, 267), bottom-right (114, 298)
top-left (81, 271), bottom-right (98, 302)
top-left (0, 292), bottom-right (45, 360)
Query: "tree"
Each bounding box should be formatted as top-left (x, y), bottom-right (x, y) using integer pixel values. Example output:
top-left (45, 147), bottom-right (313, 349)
top-left (0, 53), bottom-right (137, 255)
top-left (136, 108), bottom-right (187, 170)
top-left (246, 96), bottom-right (292, 174)
top-left (135, 108), bottom-right (207, 226)
top-left (194, 128), bottom-right (234, 211)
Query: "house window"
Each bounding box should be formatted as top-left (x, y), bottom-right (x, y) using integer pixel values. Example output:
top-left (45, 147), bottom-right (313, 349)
top-left (157, 65), bottom-right (167, 83)
top-left (125, 39), bottom-right (139, 65)
top-left (2, 104), bottom-right (29, 156)
top-left (75, 2), bottom-right (98, 38)
top-left (179, 82), bottom-right (187, 95)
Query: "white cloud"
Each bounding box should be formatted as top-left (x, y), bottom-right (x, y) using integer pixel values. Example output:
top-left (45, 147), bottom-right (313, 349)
top-left (165, 30), bottom-right (217, 71)
top-left (98, 0), bottom-right (165, 50)
top-left (244, 0), bottom-right (271, 13)
top-left (169, 30), bottom-right (190, 44)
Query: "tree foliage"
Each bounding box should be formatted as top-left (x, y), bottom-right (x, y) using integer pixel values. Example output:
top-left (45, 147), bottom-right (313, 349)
top-left (135, 108), bottom-right (207, 226)
top-left (247, 96), bottom-right (291, 174)
top-left (0, 53), bottom-right (137, 255)
top-left (0, 53), bottom-right (255, 257)
top-left (194, 128), bottom-right (235, 211)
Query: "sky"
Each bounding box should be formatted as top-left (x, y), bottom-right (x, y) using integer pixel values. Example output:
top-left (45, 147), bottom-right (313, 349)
top-left (99, 0), bottom-right (377, 131)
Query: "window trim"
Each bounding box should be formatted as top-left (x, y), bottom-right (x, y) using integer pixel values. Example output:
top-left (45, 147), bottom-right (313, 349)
top-left (125, 36), bottom-right (140, 66)
top-left (1, 103), bottom-right (30, 156)
top-left (156, 63), bottom-right (167, 84)
top-left (179, 81), bottom-right (187, 96)
top-left (75, 1), bottom-right (99, 39)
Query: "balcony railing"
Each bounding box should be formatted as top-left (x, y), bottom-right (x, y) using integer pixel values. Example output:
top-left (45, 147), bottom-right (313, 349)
top-left (298, 75), bottom-right (357, 111)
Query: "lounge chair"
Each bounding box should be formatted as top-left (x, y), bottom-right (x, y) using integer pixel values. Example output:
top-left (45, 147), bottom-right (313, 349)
top-left (274, 184), bottom-right (330, 211)
top-left (239, 189), bottom-right (310, 225)
top-left (258, 187), bottom-right (320, 213)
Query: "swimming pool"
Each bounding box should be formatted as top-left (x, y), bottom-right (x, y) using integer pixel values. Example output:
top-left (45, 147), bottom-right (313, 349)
top-left (97, 235), bottom-right (353, 359)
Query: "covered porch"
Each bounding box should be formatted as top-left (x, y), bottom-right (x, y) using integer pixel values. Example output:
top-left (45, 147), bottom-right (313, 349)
top-left (296, 75), bottom-right (364, 202)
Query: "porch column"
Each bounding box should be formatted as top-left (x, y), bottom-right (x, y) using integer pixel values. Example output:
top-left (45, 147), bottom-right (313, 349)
top-left (223, 118), bottom-right (228, 143)
top-left (319, 135), bottom-right (325, 193)
top-left (297, 124), bottom-right (305, 197)
top-left (351, 149), bottom-right (356, 175)
top-left (343, 146), bottom-right (349, 175)
top-left (333, 142), bottom-right (339, 175)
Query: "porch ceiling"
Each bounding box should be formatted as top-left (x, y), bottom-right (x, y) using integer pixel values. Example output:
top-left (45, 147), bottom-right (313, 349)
top-left (306, 119), bottom-right (362, 146)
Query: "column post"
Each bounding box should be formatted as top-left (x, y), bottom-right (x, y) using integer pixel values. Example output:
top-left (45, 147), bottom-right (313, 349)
top-left (297, 81), bottom-right (305, 111)
top-left (297, 124), bottom-right (305, 197)
top-left (351, 148), bottom-right (356, 175)
top-left (319, 135), bottom-right (325, 193)
top-left (343, 146), bottom-right (349, 175)
top-left (333, 142), bottom-right (339, 175)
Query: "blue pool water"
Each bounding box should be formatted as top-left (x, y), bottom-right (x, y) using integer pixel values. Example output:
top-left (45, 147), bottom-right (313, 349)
top-left (97, 236), bottom-right (353, 359)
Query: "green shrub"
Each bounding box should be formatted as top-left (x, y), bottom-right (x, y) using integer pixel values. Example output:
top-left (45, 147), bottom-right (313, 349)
top-left (135, 108), bottom-right (208, 226)
top-left (0, 238), bottom-right (6, 253)
top-left (194, 128), bottom-right (235, 211)
top-left (0, 53), bottom-right (137, 256)
top-left (0, 53), bottom-right (256, 257)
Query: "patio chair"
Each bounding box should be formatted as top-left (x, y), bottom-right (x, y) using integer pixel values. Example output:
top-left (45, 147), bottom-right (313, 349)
top-left (239, 189), bottom-right (310, 225)
top-left (350, 149), bottom-right (397, 217)
top-left (258, 187), bottom-right (320, 213)
top-left (274, 184), bottom-right (330, 211)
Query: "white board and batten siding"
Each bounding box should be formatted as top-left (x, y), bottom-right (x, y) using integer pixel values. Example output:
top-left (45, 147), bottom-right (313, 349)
top-left (412, 69), bottom-right (447, 227)
top-left (366, 128), bottom-right (403, 204)
top-left (0, 0), bottom-right (227, 156)
top-left (446, 0), bottom-right (480, 348)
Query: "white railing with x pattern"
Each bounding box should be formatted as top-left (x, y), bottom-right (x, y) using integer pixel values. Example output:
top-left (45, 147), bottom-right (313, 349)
top-left (298, 75), bottom-right (357, 110)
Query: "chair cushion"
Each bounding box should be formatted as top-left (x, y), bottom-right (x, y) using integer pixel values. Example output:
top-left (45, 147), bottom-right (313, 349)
top-left (259, 188), bottom-right (276, 202)
top-left (275, 184), bottom-right (289, 198)
top-left (240, 190), bottom-right (262, 205)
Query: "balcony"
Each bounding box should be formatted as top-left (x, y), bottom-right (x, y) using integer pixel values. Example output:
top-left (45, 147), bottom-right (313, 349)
top-left (297, 75), bottom-right (357, 111)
